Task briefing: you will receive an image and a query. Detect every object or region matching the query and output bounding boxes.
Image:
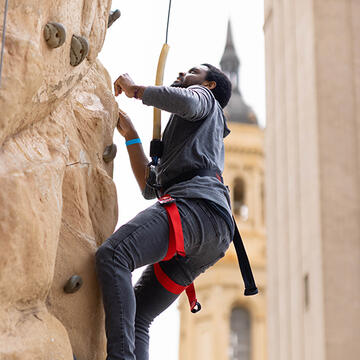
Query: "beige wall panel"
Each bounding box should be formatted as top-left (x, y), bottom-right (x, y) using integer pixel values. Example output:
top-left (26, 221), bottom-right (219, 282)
top-left (292, 0), bottom-right (326, 357)
top-left (265, 0), bottom-right (360, 359)
top-left (264, 3), bottom-right (279, 360)
top-left (283, 1), bottom-right (304, 359)
top-left (313, 1), bottom-right (360, 358)
top-left (265, 0), bottom-right (326, 359)
top-left (272, 2), bottom-right (292, 360)
top-left (352, 0), bottom-right (360, 176)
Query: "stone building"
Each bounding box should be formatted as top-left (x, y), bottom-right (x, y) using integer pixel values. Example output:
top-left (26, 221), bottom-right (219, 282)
top-left (264, 1), bottom-right (360, 359)
top-left (179, 21), bottom-right (267, 360)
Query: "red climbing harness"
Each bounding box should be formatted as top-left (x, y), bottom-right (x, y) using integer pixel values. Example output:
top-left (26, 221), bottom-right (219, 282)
top-left (152, 170), bottom-right (258, 314)
top-left (154, 195), bottom-right (201, 313)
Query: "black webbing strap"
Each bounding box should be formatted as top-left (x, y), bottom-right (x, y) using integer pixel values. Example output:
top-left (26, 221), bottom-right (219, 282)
top-left (162, 168), bottom-right (258, 296)
top-left (232, 218), bottom-right (258, 296)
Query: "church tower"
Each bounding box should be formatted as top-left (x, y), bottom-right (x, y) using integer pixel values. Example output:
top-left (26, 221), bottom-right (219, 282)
top-left (179, 20), bottom-right (267, 360)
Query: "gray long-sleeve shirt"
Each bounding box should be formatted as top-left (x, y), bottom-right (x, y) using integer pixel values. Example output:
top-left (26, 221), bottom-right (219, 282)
top-left (142, 84), bottom-right (233, 221)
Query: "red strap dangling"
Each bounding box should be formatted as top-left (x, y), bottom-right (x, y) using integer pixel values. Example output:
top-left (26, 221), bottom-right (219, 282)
top-left (185, 283), bottom-right (201, 313)
top-left (153, 263), bottom-right (201, 313)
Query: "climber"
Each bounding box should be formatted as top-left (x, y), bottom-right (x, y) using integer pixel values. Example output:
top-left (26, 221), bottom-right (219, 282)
top-left (95, 64), bottom-right (255, 360)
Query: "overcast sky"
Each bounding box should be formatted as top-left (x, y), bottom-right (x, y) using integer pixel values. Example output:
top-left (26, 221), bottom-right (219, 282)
top-left (99, 0), bottom-right (265, 358)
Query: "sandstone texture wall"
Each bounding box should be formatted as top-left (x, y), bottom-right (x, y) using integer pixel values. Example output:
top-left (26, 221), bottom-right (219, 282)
top-left (0, 1), bottom-right (119, 359)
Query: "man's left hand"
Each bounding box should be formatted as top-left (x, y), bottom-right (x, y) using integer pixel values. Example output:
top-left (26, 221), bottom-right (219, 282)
top-left (117, 109), bottom-right (138, 140)
top-left (114, 73), bottom-right (136, 97)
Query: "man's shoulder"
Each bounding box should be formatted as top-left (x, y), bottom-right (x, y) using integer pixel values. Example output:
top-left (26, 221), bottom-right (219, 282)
top-left (187, 85), bottom-right (223, 111)
top-left (187, 84), bottom-right (213, 96)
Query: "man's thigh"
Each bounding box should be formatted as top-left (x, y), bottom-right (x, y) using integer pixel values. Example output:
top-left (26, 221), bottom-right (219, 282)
top-left (160, 198), bottom-right (232, 286)
top-left (104, 197), bottom-right (231, 284)
top-left (106, 202), bottom-right (170, 271)
top-left (134, 264), bottom-right (179, 322)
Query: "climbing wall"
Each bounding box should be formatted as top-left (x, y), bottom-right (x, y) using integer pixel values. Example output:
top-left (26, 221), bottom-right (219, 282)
top-left (0, 1), bottom-right (119, 359)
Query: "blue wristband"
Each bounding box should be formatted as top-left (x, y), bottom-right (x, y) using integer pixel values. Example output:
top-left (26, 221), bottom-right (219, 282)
top-left (125, 138), bottom-right (141, 146)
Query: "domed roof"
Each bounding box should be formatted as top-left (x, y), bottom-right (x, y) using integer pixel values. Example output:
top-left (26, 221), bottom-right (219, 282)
top-left (225, 91), bottom-right (258, 125)
top-left (220, 20), bottom-right (259, 126)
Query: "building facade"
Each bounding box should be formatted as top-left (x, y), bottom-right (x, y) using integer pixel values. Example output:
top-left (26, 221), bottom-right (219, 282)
top-left (264, 1), bottom-right (360, 359)
top-left (179, 21), bottom-right (267, 360)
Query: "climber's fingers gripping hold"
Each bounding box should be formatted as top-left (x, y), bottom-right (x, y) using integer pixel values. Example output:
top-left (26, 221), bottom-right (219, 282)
top-left (114, 82), bottom-right (122, 96)
top-left (114, 73), bottom-right (136, 98)
top-left (117, 109), bottom-right (137, 138)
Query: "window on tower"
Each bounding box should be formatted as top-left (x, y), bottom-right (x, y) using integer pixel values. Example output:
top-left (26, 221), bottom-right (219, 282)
top-left (229, 307), bottom-right (251, 360)
top-left (233, 177), bottom-right (248, 220)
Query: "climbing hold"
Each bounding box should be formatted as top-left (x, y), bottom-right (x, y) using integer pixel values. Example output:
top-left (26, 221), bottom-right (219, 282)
top-left (103, 144), bottom-right (117, 163)
top-left (107, 9), bottom-right (121, 28)
top-left (70, 35), bottom-right (89, 66)
top-left (44, 22), bottom-right (66, 49)
top-left (64, 275), bottom-right (83, 294)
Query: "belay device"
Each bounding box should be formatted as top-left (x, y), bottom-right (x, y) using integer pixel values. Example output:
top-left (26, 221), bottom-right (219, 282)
top-left (147, 0), bottom-right (258, 313)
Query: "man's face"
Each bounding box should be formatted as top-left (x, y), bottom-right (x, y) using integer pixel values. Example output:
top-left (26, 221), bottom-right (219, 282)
top-left (171, 65), bottom-right (209, 88)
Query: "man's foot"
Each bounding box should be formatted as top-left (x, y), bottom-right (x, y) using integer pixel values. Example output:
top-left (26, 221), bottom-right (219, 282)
top-left (108, 9), bottom-right (121, 28)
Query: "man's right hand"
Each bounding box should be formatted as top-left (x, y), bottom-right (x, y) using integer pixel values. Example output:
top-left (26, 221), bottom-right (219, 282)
top-left (117, 109), bottom-right (138, 140)
top-left (114, 73), bottom-right (136, 97)
top-left (114, 74), bottom-right (146, 99)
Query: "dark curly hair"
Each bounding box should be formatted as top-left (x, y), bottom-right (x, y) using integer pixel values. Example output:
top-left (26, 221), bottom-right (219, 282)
top-left (202, 63), bottom-right (232, 108)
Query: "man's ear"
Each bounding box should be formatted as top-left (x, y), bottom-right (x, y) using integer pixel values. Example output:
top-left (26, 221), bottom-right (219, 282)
top-left (202, 80), bottom-right (216, 90)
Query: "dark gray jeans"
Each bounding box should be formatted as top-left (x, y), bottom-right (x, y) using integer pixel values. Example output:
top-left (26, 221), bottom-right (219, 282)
top-left (95, 198), bottom-right (232, 360)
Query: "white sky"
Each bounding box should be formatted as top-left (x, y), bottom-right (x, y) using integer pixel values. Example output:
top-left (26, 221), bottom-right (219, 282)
top-left (99, 1), bottom-right (265, 358)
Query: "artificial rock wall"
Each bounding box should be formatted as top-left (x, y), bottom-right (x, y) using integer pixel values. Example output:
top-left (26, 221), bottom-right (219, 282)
top-left (0, 1), bottom-right (119, 359)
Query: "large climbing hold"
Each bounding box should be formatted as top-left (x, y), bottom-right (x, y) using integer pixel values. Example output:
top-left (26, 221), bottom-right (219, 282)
top-left (103, 143), bottom-right (117, 163)
top-left (44, 22), bottom-right (66, 49)
top-left (70, 35), bottom-right (89, 66)
top-left (107, 9), bottom-right (121, 28)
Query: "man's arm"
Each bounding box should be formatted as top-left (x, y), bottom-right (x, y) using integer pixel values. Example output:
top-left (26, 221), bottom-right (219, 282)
top-left (141, 85), bottom-right (213, 121)
top-left (117, 109), bottom-right (148, 192)
top-left (114, 74), bottom-right (213, 121)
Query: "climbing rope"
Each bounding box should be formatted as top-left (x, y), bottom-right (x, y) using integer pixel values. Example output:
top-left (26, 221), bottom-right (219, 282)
top-left (165, 0), bottom-right (172, 44)
top-left (146, 0), bottom-right (173, 197)
top-left (0, 0), bottom-right (9, 89)
top-left (150, 0), bottom-right (173, 166)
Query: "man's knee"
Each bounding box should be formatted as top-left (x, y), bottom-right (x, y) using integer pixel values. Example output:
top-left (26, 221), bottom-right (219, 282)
top-left (95, 241), bottom-right (113, 268)
top-left (96, 236), bottom-right (135, 272)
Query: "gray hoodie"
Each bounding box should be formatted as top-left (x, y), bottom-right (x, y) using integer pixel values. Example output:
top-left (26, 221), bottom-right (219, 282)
top-left (141, 84), bottom-right (233, 221)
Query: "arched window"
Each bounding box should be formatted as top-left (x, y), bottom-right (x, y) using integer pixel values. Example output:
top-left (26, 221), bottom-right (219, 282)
top-left (229, 307), bottom-right (251, 360)
top-left (233, 177), bottom-right (248, 220)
